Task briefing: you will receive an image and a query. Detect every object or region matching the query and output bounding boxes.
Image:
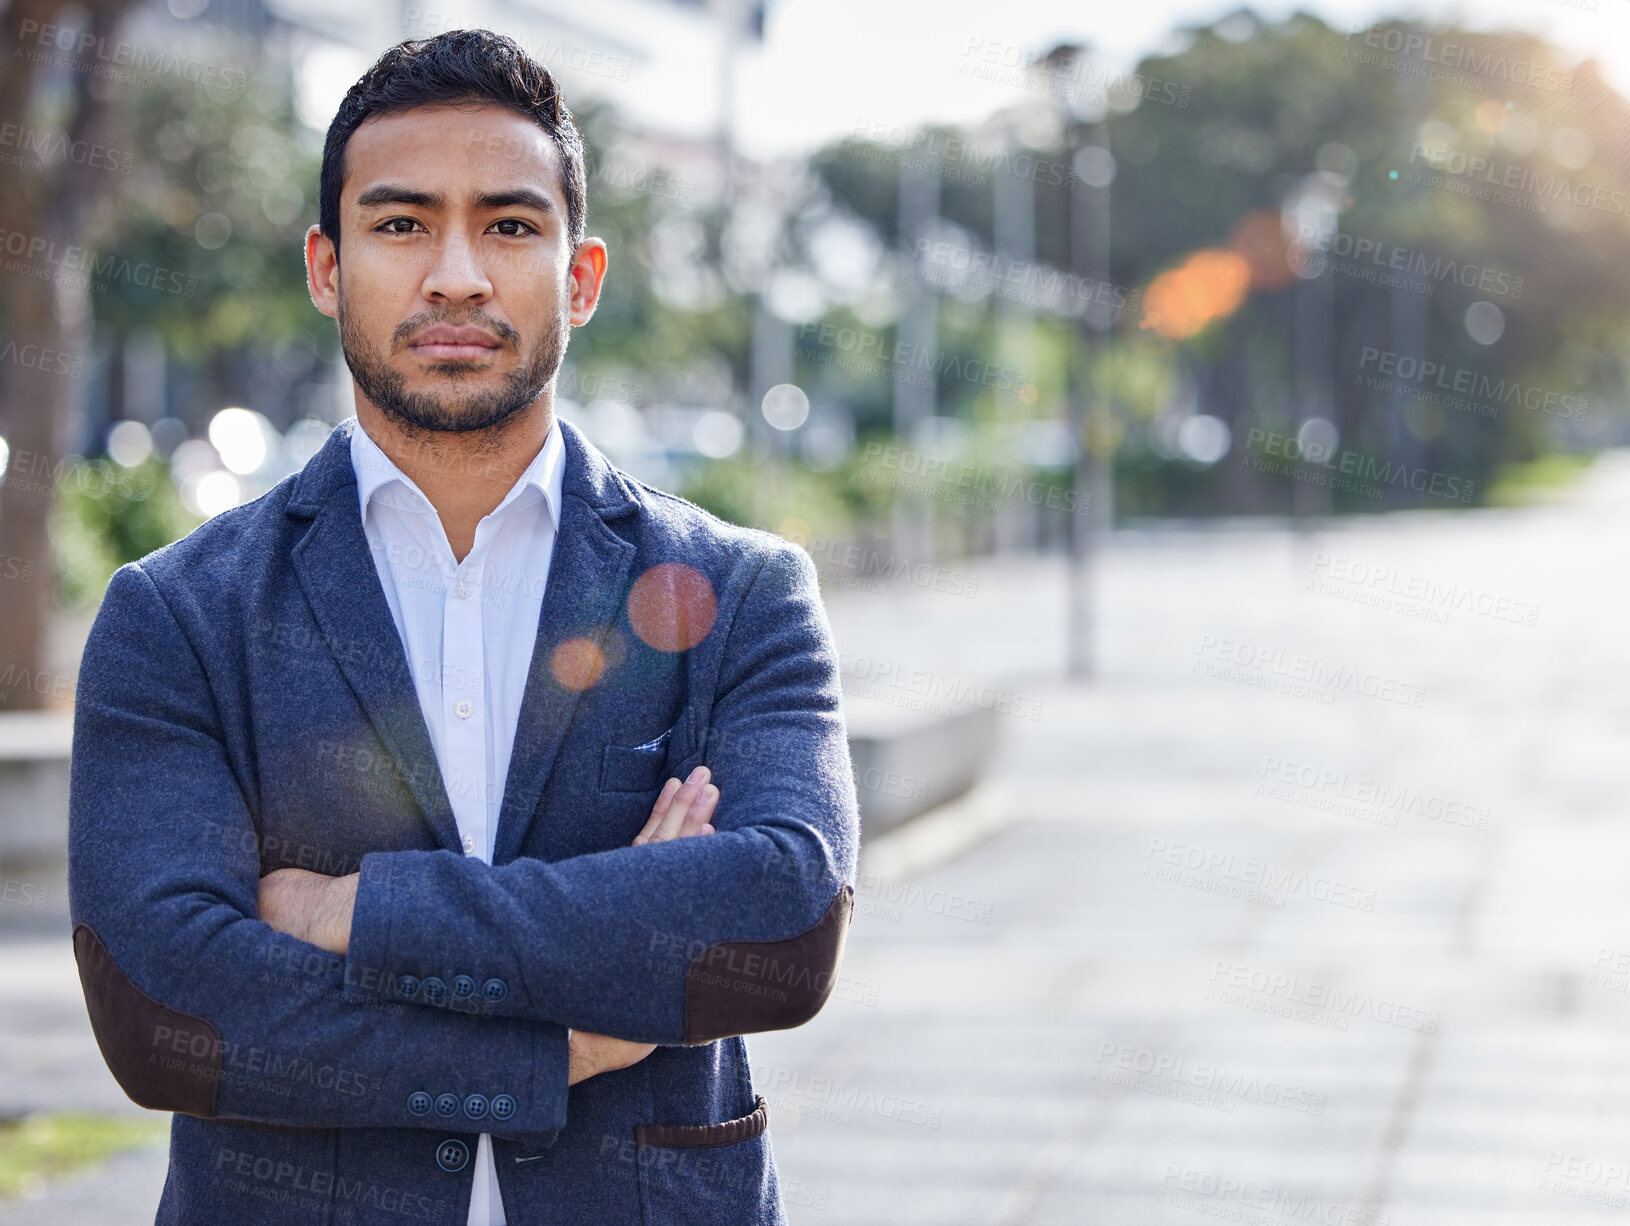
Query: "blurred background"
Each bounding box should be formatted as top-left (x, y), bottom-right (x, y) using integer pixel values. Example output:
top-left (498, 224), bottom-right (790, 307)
top-left (3, 0), bottom-right (1630, 1220)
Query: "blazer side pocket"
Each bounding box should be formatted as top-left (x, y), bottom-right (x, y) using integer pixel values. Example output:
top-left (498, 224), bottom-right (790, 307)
top-left (598, 708), bottom-right (698, 794)
top-left (635, 1097), bottom-right (779, 1224)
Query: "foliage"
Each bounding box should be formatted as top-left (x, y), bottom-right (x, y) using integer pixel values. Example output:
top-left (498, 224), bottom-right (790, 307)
top-left (50, 458), bottom-right (200, 609)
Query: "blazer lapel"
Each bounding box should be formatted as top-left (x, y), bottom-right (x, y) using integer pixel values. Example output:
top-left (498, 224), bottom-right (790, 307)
top-left (285, 419), bottom-right (464, 855)
top-left (492, 420), bottom-right (638, 864)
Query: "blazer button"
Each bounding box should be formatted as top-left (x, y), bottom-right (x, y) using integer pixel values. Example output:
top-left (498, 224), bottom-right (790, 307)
top-left (481, 978), bottom-right (508, 1003)
top-left (435, 1139), bottom-right (469, 1173)
top-left (451, 975), bottom-right (476, 1000)
top-left (464, 1094), bottom-right (488, 1120)
top-left (421, 977), bottom-right (447, 1002)
top-left (490, 1095), bottom-right (516, 1121)
top-left (395, 975), bottom-right (420, 998)
top-left (434, 1093), bottom-right (459, 1118)
top-left (407, 1091), bottom-right (432, 1117)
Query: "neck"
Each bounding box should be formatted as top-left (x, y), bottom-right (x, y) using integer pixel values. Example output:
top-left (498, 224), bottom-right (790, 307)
top-left (356, 394), bottom-right (553, 563)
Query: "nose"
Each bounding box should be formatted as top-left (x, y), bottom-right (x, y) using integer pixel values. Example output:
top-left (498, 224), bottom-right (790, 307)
top-left (421, 231), bottom-right (492, 304)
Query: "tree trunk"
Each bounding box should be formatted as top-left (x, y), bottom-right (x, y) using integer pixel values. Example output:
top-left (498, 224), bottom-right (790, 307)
top-left (0, 0), bottom-right (140, 709)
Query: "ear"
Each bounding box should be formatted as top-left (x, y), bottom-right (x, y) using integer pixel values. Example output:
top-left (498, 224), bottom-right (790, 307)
top-left (306, 224), bottom-right (339, 319)
top-left (568, 238), bottom-right (609, 326)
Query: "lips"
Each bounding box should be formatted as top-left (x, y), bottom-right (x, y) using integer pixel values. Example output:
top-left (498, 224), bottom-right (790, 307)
top-left (409, 325), bottom-right (501, 361)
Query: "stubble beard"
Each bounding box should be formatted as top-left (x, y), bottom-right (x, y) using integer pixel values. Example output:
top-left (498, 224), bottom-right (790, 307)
top-left (338, 282), bottom-right (571, 438)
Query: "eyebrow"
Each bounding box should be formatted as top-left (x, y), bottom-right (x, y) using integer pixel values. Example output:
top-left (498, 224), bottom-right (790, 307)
top-left (353, 185), bottom-right (557, 216)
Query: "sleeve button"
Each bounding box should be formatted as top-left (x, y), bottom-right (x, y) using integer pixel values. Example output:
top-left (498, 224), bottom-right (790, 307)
top-left (481, 978), bottom-right (508, 1003)
top-left (451, 975), bottom-right (476, 999)
top-left (421, 977), bottom-right (447, 1002)
top-left (490, 1094), bottom-right (516, 1121)
top-left (407, 1091), bottom-right (432, 1116)
top-left (434, 1093), bottom-right (459, 1117)
top-left (464, 1094), bottom-right (488, 1120)
top-left (394, 975), bottom-right (420, 998)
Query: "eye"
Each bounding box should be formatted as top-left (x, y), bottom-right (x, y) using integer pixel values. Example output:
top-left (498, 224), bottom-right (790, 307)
top-left (490, 219), bottom-right (538, 237)
top-left (375, 217), bottom-right (423, 234)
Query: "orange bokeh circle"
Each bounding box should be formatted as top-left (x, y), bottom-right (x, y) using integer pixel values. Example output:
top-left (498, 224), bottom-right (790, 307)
top-left (628, 563), bottom-right (718, 653)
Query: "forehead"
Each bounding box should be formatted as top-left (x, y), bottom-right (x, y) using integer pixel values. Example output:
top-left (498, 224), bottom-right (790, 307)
top-left (343, 102), bottom-right (562, 205)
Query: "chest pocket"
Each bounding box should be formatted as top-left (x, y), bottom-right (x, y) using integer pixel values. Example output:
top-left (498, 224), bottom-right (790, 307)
top-left (599, 707), bottom-right (701, 793)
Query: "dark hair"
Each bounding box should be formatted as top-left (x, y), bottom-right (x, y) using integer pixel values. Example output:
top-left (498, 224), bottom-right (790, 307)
top-left (319, 29), bottom-right (587, 264)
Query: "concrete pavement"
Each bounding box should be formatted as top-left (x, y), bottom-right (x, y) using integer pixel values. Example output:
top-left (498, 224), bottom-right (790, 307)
top-left (7, 454), bottom-right (1630, 1221)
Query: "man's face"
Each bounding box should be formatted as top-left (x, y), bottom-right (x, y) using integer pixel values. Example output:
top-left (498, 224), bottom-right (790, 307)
top-left (306, 101), bottom-right (606, 435)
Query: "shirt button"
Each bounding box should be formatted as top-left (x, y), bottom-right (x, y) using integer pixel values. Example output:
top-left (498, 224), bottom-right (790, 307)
top-left (455, 582), bottom-right (470, 599)
top-left (462, 834), bottom-right (475, 854)
top-left (455, 700), bottom-right (473, 719)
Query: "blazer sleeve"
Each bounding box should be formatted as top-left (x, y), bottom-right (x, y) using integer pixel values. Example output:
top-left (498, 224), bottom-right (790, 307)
top-left (341, 541), bottom-right (860, 1044)
top-left (67, 562), bottom-right (570, 1139)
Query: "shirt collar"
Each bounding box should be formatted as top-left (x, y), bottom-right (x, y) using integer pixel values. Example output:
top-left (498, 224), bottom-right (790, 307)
top-left (349, 416), bottom-right (565, 533)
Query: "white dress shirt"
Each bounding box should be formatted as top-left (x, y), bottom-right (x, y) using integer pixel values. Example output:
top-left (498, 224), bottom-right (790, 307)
top-left (351, 417), bottom-right (566, 1226)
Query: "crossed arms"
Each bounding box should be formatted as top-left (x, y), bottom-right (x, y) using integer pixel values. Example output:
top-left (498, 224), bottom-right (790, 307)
top-left (68, 544), bottom-right (858, 1145)
top-left (257, 767), bottom-right (724, 1085)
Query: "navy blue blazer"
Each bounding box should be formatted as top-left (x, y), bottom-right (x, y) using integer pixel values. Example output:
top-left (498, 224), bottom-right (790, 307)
top-left (67, 415), bottom-right (859, 1225)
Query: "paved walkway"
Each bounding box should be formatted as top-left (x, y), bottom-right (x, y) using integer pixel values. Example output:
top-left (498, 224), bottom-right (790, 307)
top-left (6, 455), bottom-right (1630, 1221)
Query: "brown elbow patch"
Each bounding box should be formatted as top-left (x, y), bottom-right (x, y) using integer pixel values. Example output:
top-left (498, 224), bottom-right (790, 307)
top-left (73, 923), bottom-right (220, 1118)
top-left (636, 1096), bottom-right (768, 1149)
top-left (683, 886), bottom-right (854, 1044)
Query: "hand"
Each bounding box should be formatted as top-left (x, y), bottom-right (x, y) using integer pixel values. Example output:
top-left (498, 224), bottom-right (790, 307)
top-left (257, 868), bottom-right (358, 955)
top-left (567, 1028), bottom-right (656, 1086)
top-left (631, 766), bottom-right (719, 846)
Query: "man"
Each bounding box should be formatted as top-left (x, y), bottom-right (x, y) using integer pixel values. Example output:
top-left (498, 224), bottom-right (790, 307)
top-left (67, 28), bottom-right (857, 1226)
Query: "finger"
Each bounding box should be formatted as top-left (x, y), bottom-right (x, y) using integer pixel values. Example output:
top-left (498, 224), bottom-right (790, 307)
top-left (651, 766), bottom-right (710, 844)
top-left (677, 784), bottom-right (719, 838)
top-left (632, 777), bottom-right (683, 846)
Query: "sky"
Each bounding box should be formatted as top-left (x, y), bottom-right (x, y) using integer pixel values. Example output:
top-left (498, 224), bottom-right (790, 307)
top-left (719, 0), bottom-right (1630, 158)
